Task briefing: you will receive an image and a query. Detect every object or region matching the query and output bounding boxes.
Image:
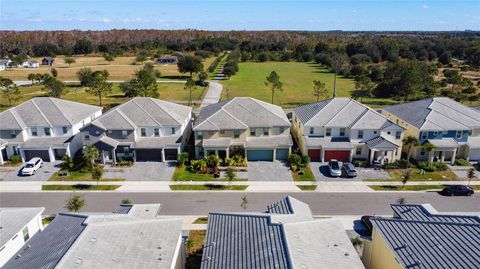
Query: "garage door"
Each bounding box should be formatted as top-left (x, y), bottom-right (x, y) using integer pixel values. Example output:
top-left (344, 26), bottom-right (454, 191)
top-left (54, 149), bottom-right (67, 160)
top-left (308, 149), bottom-right (321, 162)
top-left (470, 149), bottom-right (480, 161)
top-left (136, 149), bottom-right (162, 162)
top-left (275, 149), bottom-right (289, 160)
top-left (247, 150), bottom-right (274, 161)
top-left (164, 149), bottom-right (178, 161)
top-left (23, 150), bottom-right (51, 162)
top-left (324, 150), bottom-right (350, 162)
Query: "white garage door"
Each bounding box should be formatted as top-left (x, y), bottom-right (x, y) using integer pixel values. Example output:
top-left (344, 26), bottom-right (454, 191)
top-left (470, 149), bottom-right (480, 161)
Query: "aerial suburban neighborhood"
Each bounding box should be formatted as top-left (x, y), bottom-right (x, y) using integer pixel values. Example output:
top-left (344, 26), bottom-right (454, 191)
top-left (0, 0), bottom-right (479, 268)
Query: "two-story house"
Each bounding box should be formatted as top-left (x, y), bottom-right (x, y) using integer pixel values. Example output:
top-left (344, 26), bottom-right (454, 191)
top-left (0, 97), bottom-right (102, 164)
top-left (81, 97), bottom-right (192, 163)
top-left (193, 97), bottom-right (292, 161)
top-left (381, 97), bottom-right (480, 163)
top-left (292, 98), bottom-right (404, 164)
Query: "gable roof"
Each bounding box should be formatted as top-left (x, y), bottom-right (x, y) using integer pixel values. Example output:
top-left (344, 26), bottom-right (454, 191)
top-left (0, 207), bottom-right (44, 248)
top-left (194, 97), bottom-right (290, 131)
top-left (0, 97), bottom-right (101, 129)
top-left (294, 98), bottom-right (400, 130)
top-left (90, 97), bottom-right (191, 130)
top-left (391, 204), bottom-right (480, 224)
top-left (383, 97), bottom-right (480, 131)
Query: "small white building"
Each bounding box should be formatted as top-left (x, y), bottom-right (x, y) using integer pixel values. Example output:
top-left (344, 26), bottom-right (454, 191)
top-left (0, 207), bottom-right (44, 267)
top-left (22, 61), bottom-right (40, 68)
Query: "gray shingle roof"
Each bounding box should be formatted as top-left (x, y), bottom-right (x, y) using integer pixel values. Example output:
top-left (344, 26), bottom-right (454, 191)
top-left (113, 205), bottom-right (133, 214)
top-left (91, 97), bottom-right (191, 130)
top-left (2, 213), bottom-right (88, 269)
top-left (391, 204), bottom-right (480, 224)
top-left (0, 207), bottom-right (44, 247)
top-left (371, 218), bottom-right (480, 269)
top-left (266, 196), bottom-right (294, 214)
top-left (194, 97), bottom-right (290, 131)
top-left (383, 97), bottom-right (480, 130)
top-left (366, 135), bottom-right (400, 150)
top-left (245, 135), bottom-right (293, 148)
top-left (0, 97), bottom-right (101, 129)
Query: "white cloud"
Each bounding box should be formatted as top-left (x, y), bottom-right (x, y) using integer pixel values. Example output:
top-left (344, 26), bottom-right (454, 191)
top-left (352, 9), bottom-right (357, 13)
top-left (423, 4), bottom-right (429, 9)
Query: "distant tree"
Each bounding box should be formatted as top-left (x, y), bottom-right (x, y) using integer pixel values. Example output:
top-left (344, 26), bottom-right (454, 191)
top-left (198, 71), bottom-right (208, 82)
top-left (0, 77), bottom-right (21, 107)
top-left (27, 73), bottom-right (37, 84)
top-left (65, 192), bottom-right (85, 212)
top-left (50, 67), bottom-right (58, 78)
top-left (77, 68), bottom-right (94, 86)
top-left (467, 168), bottom-right (476, 186)
top-left (91, 166), bottom-right (103, 186)
top-left (438, 52), bottom-right (452, 65)
top-left (312, 80), bottom-right (327, 102)
top-left (184, 78), bottom-right (196, 106)
top-left (177, 55), bottom-right (203, 77)
top-left (314, 42), bottom-right (329, 54)
top-left (135, 51), bottom-right (148, 63)
top-left (225, 167), bottom-right (236, 185)
top-left (223, 64), bottom-right (236, 78)
top-left (265, 71), bottom-right (283, 104)
top-left (403, 136), bottom-right (419, 161)
top-left (423, 142), bottom-right (436, 164)
top-left (120, 64), bottom-right (159, 97)
top-left (73, 39), bottom-right (94, 55)
top-left (257, 52), bottom-right (268, 62)
top-left (83, 144), bottom-right (99, 170)
top-left (351, 74), bottom-right (374, 102)
top-left (103, 53), bottom-right (115, 62)
top-left (42, 76), bottom-right (66, 97)
top-left (85, 70), bottom-right (112, 106)
top-left (64, 57), bottom-right (76, 68)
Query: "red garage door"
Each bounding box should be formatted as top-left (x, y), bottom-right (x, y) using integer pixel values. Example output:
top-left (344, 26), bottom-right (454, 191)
top-left (308, 149), bottom-right (321, 162)
top-left (324, 150), bottom-right (350, 161)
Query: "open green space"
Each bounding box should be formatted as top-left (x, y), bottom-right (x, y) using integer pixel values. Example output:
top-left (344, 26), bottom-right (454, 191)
top-left (292, 166), bottom-right (316, 181)
top-left (387, 168), bottom-right (458, 181)
top-left (297, 185), bottom-right (318, 191)
top-left (172, 166), bottom-right (247, 181)
top-left (49, 171), bottom-right (124, 181)
top-left (170, 184), bottom-right (248, 191)
top-left (42, 184), bottom-right (120, 191)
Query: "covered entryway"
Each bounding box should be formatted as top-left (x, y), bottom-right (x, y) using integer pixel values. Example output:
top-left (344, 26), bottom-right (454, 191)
top-left (247, 149), bottom-right (274, 161)
top-left (324, 150), bottom-right (350, 162)
top-left (164, 149), bottom-right (178, 161)
top-left (136, 149), bottom-right (163, 162)
top-left (54, 149), bottom-right (67, 160)
top-left (275, 148), bottom-right (289, 160)
top-left (308, 149), bottom-right (321, 162)
top-left (23, 150), bottom-right (51, 162)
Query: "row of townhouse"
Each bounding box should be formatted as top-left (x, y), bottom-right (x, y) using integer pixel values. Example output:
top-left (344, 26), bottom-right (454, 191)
top-left (1, 96), bottom-right (479, 165)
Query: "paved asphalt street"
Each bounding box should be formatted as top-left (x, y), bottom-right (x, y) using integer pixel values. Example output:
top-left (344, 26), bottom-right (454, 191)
top-left (1, 192), bottom-right (478, 216)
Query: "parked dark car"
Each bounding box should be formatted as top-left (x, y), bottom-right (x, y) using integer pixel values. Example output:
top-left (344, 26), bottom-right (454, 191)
top-left (361, 215), bottom-right (374, 235)
top-left (342, 162), bottom-right (357, 177)
top-left (441, 185), bottom-right (474, 196)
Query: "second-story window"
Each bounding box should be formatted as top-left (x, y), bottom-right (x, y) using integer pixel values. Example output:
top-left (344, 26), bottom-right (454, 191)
top-left (456, 131), bottom-right (462, 139)
top-left (234, 130), bottom-right (240, 138)
top-left (44, 128), bottom-right (51, 136)
top-left (421, 132), bottom-right (427, 140)
top-left (340, 128), bottom-right (346, 137)
top-left (10, 130), bottom-right (16, 138)
top-left (250, 129), bottom-right (255, 136)
top-left (357, 130), bottom-right (363, 139)
top-left (84, 133), bottom-right (90, 140)
top-left (395, 131), bottom-right (401, 139)
top-left (31, 128), bottom-right (38, 136)
top-left (279, 127), bottom-right (285, 134)
top-left (154, 128), bottom-right (160, 137)
top-left (171, 128), bottom-right (176, 135)
top-left (62, 126), bottom-right (68, 134)
top-left (263, 128), bottom-right (269, 136)
top-left (196, 132), bottom-right (203, 139)
top-left (122, 130), bottom-right (128, 138)
top-left (309, 127), bottom-right (314, 135)
top-left (141, 128), bottom-right (146, 137)
top-left (325, 128), bottom-right (331, 137)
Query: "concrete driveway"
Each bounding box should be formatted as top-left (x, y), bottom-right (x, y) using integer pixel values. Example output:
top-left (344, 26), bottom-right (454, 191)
top-left (103, 162), bottom-right (176, 181)
top-left (310, 162), bottom-right (390, 181)
top-left (0, 161), bottom-right (62, 181)
top-left (248, 161), bottom-right (293, 181)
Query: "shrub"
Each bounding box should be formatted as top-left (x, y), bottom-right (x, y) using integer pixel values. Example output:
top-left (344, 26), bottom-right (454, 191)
top-left (352, 158), bottom-right (368, 167)
top-left (61, 155), bottom-right (74, 171)
top-left (190, 159), bottom-right (207, 173)
top-left (384, 159), bottom-right (411, 169)
top-left (302, 155), bottom-right (311, 165)
top-left (434, 162), bottom-right (448, 171)
top-left (454, 158), bottom-right (470, 166)
top-left (225, 154), bottom-right (247, 167)
top-left (225, 167), bottom-right (236, 183)
top-left (205, 155), bottom-right (221, 168)
top-left (116, 157), bottom-right (133, 167)
top-left (91, 166), bottom-right (103, 181)
top-left (177, 152), bottom-right (189, 167)
top-left (10, 154), bottom-right (22, 164)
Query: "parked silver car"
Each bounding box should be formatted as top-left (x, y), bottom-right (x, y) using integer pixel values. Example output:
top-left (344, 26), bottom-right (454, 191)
top-left (342, 162), bottom-right (357, 177)
top-left (328, 159), bottom-right (342, 177)
top-left (21, 157), bottom-right (43, 176)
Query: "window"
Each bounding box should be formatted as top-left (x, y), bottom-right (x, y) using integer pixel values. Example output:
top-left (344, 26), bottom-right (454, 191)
top-left (309, 127), bottom-right (314, 135)
top-left (121, 130), bottom-right (128, 138)
top-left (10, 130), bottom-right (16, 138)
top-left (395, 131), bottom-right (401, 139)
top-left (141, 128), bottom-right (146, 137)
top-left (340, 128), bottom-right (346, 137)
top-left (171, 128), bottom-right (176, 134)
top-left (123, 147), bottom-right (129, 153)
top-left (279, 127), bottom-right (285, 134)
top-left (357, 130), bottom-right (363, 139)
top-left (421, 132), bottom-right (427, 140)
top-left (84, 134), bottom-right (90, 140)
top-left (373, 131), bottom-right (377, 134)
top-left (250, 129), bottom-right (255, 136)
top-left (456, 131), bottom-right (462, 139)
top-left (44, 128), bottom-right (51, 136)
top-left (220, 130), bottom-right (225, 135)
top-left (22, 227), bottom-right (29, 242)
top-left (62, 126), bottom-right (68, 134)
top-left (234, 130), bottom-right (240, 138)
top-left (420, 148), bottom-right (425, 156)
top-left (154, 128), bottom-right (160, 137)
top-left (263, 128), bottom-right (269, 136)
top-left (355, 147), bottom-right (362, 155)
top-left (325, 128), bottom-right (331, 137)
top-left (196, 132), bottom-right (203, 139)
top-left (31, 128), bottom-right (38, 136)
top-left (433, 131), bottom-right (438, 136)
top-left (468, 130), bottom-right (472, 136)
top-left (443, 131), bottom-right (448, 135)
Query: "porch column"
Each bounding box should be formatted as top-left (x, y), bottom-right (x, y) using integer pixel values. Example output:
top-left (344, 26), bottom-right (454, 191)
top-left (321, 148), bottom-right (325, 162)
top-left (440, 151), bottom-right (445, 163)
top-left (369, 149), bottom-right (375, 165)
top-left (0, 148), bottom-right (4, 165)
top-left (177, 147), bottom-right (181, 154)
top-left (161, 149), bottom-right (166, 162)
top-left (428, 152), bottom-right (434, 163)
top-left (226, 148), bottom-right (229, 158)
top-left (112, 150), bottom-right (117, 164)
top-left (465, 147), bottom-right (470, 161)
top-left (101, 151), bottom-right (106, 164)
top-left (380, 151), bottom-right (386, 165)
top-left (451, 149), bottom-right (457, 164)
top-left (349, 150), bottom-right (354, 162)
top-left (273, 149), bottom-right (277, 160)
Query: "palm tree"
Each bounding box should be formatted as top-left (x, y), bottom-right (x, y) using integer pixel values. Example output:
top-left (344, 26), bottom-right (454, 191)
top-left (83, 145), bottom-right (99, 169)
top-left (402, 136), bottom-right (420, 161)
top-left (423, 142), bottom-right (436, 164)
top-left (467, 168), bottom-right (476, 186)
top-left (265, 71), bottom-right (283, 104)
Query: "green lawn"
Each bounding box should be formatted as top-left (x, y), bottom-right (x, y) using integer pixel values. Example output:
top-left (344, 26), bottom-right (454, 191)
top-left (297, 185), bottom-right (318, 191)
top-left (170, 184), bottom-right (248, 191)
top-left (49, 171), bottom-right (124, 181)
top-left (369, 184), bottom-right (446, 191)
top-left (387, 168), bottom-right (458, 181)
top-left (42, 184), bottom-right (120, 191)
top-left (193, 217), bottom-right (209, 224)
top-left (172, 166), bottom-right (247, 181)
top-left (292, 165), bottom-right (316, 181)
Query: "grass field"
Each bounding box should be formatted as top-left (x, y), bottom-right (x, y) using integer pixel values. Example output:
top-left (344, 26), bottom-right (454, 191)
top-left (292, 166), bottom-right (316, 181)
top-left (0, 82), bottom-right (206, 111)
top-left (0, 56), bottom-right (216, 81)
top-left (49, 171), bottom-right (125, 181)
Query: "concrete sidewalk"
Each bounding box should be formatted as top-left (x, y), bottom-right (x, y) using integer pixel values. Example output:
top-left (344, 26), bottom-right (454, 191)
top-left (200, 81), bottom-right (223, 108)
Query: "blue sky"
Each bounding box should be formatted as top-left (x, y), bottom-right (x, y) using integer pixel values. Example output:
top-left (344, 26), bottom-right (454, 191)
top-left (1, 0), bottom-right (479, 31)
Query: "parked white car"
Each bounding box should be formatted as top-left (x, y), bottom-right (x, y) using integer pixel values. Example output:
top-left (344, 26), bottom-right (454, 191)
top-left (21, 157), bottom-right (43, 176)
top-left (328, 159), bottom-right (342, 177)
